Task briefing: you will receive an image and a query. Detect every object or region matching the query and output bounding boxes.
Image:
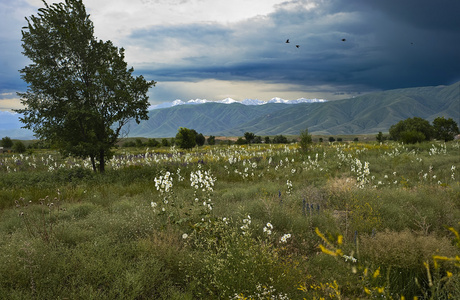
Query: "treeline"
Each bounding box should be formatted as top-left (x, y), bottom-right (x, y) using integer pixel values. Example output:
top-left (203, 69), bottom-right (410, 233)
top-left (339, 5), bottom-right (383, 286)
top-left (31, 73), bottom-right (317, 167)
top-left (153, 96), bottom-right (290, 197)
top-left (2, 116), bottom-right (458, 154)
top-left (377, 116), bottom-right (459, 143)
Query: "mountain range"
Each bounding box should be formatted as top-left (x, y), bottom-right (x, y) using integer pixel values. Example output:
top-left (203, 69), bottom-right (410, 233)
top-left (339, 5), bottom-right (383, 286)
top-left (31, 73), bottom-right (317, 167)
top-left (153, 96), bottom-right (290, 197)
top-left (1, 82), bottom-right (459, 139)
top-left (126, 82), bottom-right (459, 137)
top-left (148, 97), bottom-right (327, 109)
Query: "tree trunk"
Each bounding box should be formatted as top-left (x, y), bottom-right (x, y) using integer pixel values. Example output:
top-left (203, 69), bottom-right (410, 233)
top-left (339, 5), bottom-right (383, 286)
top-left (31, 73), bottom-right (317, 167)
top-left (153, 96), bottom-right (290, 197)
top-left (98, 149), bottom-right (105, 173)
top-left (90, 155), bottom-right (97, 172)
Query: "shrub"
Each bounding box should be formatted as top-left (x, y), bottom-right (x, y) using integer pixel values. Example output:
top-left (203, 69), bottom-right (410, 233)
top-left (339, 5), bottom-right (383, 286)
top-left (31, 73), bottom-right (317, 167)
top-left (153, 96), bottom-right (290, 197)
top-left (273, 135), bottom-right (288, 144)
top-left (400, 130), bottom-right (425, 144)
top-left (299, 128), bottom-right (313, 152)
top-left (1, 136), bottom-right (13, 148)
top-left (12, 141), bottom-right (26, 153)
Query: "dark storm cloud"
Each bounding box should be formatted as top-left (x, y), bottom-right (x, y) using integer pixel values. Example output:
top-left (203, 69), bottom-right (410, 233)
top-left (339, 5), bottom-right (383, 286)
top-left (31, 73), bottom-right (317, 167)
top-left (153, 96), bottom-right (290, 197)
top-left (2, 0), bottom-right (459, 107)
top-left (135, 0), bottom-right (460, 93)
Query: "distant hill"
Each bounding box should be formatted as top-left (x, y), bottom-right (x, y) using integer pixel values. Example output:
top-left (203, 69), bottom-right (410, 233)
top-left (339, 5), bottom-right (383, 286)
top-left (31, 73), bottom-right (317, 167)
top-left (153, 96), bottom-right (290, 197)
top-left (127, 82), bottom-right (459, 137)
top-left (1, 82), bottom-right (459, 139)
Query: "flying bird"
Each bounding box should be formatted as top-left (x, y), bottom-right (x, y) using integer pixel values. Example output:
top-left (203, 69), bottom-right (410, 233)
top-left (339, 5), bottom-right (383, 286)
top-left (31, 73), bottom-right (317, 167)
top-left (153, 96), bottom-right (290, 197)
top-left (341, 38), bottom-right (346, 42)
top-left (286, 39), bottom-right (290, 43)
top-left (296, 45), bottom-right (300, 48)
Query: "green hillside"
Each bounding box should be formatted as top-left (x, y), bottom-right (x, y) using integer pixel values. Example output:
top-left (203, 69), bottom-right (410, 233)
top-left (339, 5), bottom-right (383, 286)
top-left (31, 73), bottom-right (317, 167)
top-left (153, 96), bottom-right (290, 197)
top-left (219, 82), bottom-right (460, 136)
top-left (126, 82), bottom-right (460, 137)
top-left (127, 102), bottom-right (290, 137)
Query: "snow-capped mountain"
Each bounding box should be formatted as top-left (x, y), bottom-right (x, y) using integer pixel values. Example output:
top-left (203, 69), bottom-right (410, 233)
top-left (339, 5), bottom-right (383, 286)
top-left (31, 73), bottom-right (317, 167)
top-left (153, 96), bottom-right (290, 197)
top-left (148, 97), bottom-right (327, 110)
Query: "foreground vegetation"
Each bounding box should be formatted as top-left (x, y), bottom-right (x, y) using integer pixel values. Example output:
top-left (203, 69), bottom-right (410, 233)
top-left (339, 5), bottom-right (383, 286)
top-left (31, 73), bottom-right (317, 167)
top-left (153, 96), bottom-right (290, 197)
top-left (0, 140), bottom-right (459, 299)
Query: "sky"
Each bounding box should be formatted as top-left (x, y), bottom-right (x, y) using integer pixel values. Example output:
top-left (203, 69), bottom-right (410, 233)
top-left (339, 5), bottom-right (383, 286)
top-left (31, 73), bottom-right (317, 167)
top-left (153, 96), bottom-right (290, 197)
top-left (1, 0), bottom-right (459, 111)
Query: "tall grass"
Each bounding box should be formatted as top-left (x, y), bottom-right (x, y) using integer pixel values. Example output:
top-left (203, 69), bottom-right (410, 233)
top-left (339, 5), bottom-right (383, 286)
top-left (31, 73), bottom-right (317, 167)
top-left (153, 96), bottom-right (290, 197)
top-left (0, 141), bottom-right (459, 298)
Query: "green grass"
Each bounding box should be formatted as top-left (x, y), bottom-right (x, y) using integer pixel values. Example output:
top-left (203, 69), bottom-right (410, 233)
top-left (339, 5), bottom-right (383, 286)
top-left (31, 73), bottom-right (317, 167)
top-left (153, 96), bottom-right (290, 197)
top-left (0, 141), bottom-right (459, 299)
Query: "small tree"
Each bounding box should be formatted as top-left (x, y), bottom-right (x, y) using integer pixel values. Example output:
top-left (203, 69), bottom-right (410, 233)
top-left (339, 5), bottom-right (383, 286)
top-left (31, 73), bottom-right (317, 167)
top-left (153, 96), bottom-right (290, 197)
top-left (175, 127), bottom-right (196, 149)
top-left (1, 136), bottom-right (13, 148)
top-left (376, 132), bottom-right (385, 143)
top-left (264, 136), bottom-right (270, 144)
top-left (15, 0), bottom-right (155, 172)
top-left (146, 138), bottom-right (160, 147)
top-left (235, 137), bottom-right (247, 145)
top-left (432, 117), bottom-right (459, 142)
top-left (328, 137), bottom-right (335, 142)
top-left (299, 128), bottom-right (312, 152)
top-left (135, 138), bottom-right (144, 148)
top-left (13, 141), bottom-right (27, 153)
top-left (244, 132), bottom-right (255, 144)
top-left (196, 133), bottom-right (206, 146)
top-left (161, 138), bottom-right (170, 147)
top-left (207, 135), bottom-right (216, 145)
top-left (273, 135), bottom-right (288, 144)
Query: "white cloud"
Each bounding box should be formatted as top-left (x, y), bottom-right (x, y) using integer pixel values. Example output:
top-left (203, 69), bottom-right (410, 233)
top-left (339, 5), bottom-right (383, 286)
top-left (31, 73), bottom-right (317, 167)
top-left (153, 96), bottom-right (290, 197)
top-left (0, 98), bottom-right (24, 111)
top-left (79, 0), bottom-right (285, 43)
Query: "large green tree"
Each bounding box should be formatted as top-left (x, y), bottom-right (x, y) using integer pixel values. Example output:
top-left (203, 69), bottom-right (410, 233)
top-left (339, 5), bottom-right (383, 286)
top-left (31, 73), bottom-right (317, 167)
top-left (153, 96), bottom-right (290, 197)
top-left (432, 117), bottom-right (459, 142)
top-left (15, 0), bottom-right (155, 172)
top-left (175, 127), bottom-right (196, 149)
top-left (389, 117), bottom-right (433, 143)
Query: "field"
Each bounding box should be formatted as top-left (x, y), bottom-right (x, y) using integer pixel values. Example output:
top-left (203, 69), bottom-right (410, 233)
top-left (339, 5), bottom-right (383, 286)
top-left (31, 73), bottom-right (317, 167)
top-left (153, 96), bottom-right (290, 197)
top-left (0, 141), bottom-right (459, 299)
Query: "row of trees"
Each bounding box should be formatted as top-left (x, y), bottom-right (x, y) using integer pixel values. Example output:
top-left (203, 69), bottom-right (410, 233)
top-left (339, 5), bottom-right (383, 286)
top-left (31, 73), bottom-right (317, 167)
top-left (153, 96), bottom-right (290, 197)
top-left (1, 137), bottom-right (26, 153)
top-left (388, 116), bottom-right (459, 143)
top-left (235, 133), bottom-right (290, 145)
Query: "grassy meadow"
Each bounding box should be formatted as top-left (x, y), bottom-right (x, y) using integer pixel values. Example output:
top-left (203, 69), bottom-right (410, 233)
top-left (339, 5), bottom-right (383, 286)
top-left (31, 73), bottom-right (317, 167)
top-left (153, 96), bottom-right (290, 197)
top-left (0, 140), bottom-right (459, 299)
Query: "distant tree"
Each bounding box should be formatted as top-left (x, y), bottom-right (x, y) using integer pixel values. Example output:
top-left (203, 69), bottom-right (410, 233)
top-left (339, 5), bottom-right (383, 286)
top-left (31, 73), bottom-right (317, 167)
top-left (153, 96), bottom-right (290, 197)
top-left (13, 141), bottom-right (27, 153)
top-left (319, 137), bottom-right (323, 143)
top-left (15, 0), bottom-right (155, 172)
top-left (264, 136), bottom-right (270, 144)
top-left (235, 137), bottom-right (247, 145)
top-left (376, 132), bottom-right (385, 143)
top-left (146, 138), bottom-right (160, 147)
top-left (353, 137), bottom-right (359, 142)
top-left (389, 117), bottom-right (433, 142)
top-left (432, 117), bottom-right (459, 142)
top-left (123, 141), bottom-right (136, 147)
top-left (1, 136), bottom-right (13, 148)
top-left (299, 128), bottom-right (312, 152)
top-left (328, 137), bottom-right (335, 142)
top-left (207, 135), bottom-right (216, 145)
top-left (175, 127), bottom-right (196, 149)
top-left (161, 138), bottom-right (170, 147)
top-left (135, 138), bottom-right (144, 147)
top-left (244, 132), bottom-right (255, 144)
top-left (196, 133), bottom-right (206, 146)
top-left (253, 136), bottom-right (263, 144)
top-left (337, 137), bottom-right (343, 142)
top-left (273, 135), bottom-right (288, 144)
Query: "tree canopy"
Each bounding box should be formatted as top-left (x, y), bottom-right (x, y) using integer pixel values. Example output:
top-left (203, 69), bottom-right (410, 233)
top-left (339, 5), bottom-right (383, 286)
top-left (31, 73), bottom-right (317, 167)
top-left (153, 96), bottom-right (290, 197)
top-left (389, 116), bottom-right (459, 143)
top-left (175, 127), bottom-right (197, 149)
top-left (15, 0), bottom-right (155, 172)
top-left (1, 137), bottom-right (13, 149)
top-left (389, 117), bottom-right (433, 143)
top-left (432, 117), bottom-right (459, 142)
